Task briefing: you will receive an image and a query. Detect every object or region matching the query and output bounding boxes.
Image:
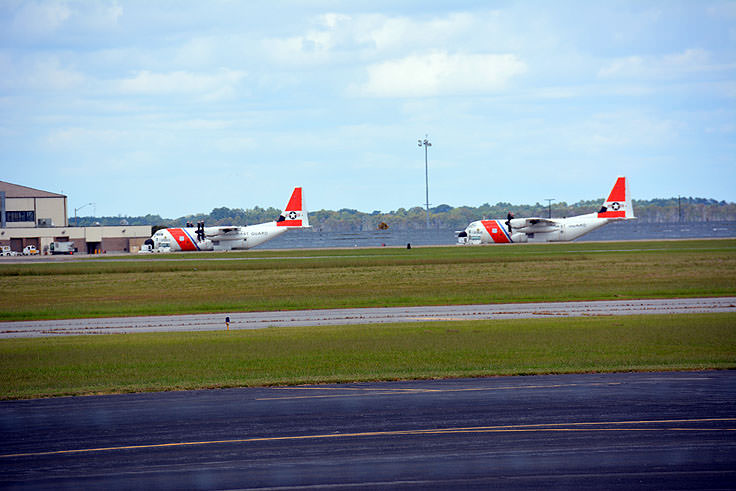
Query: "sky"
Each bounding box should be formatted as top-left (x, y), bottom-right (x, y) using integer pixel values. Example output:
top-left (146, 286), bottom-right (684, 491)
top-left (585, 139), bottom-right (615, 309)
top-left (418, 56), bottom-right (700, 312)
top-left (1, 1), bottom-right (735, 218)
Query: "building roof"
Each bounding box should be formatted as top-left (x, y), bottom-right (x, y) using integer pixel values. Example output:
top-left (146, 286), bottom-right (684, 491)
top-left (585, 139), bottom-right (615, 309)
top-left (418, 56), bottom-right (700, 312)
top-left (0, 181), bottom-right (66, 198)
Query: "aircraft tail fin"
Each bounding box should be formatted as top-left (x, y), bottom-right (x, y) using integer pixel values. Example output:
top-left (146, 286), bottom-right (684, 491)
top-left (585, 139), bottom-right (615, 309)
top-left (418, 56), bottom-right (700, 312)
top-left (597, 177), bottom-right (635, 219)
top-left (276, 187), bottom-right (310, 228)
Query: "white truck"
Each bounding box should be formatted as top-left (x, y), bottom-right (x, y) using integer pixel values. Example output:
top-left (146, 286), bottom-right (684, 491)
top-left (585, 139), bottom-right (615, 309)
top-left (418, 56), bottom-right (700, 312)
top-left (49, 241), bottom-right (75, 255)
top-left (22, 245), bottom-right (39, 256)
top-left (1, 246), bottom-right (17, 256)
top-left (138, 242), bottom-right (171, 253)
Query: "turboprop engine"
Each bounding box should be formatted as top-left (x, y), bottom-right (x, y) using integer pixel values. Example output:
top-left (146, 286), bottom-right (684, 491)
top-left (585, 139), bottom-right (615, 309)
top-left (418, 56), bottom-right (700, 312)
top-left (508, 218), bottom-right (528, 229)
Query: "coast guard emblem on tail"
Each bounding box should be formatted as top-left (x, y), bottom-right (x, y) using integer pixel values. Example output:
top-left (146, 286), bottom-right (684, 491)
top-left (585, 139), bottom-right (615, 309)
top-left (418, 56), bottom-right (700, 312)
top-left (277, 187), bottom-right (310, 228)
top-left (598, 177), bottom-right (635, 219)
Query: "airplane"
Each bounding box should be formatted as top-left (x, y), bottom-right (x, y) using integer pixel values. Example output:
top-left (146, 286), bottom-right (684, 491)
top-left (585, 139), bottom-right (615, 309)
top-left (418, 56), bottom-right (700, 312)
top-left (145, 187), bottom-right (309, 252)
top-left (457, 177), bottom-right (635, 244)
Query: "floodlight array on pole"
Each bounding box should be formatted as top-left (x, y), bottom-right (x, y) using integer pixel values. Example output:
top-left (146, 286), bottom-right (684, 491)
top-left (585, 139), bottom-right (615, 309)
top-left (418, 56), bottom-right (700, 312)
top-left (417, 135), bottom-right (432, 229)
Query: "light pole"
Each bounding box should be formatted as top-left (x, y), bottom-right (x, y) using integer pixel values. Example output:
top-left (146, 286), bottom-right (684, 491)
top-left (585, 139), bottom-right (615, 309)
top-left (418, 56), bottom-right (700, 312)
top-left (417, 135), bottom-right (432, 229)
top-left (545, 199), bottom-right (555, 219)
top-left (74, 202), bottom-right (94, 227)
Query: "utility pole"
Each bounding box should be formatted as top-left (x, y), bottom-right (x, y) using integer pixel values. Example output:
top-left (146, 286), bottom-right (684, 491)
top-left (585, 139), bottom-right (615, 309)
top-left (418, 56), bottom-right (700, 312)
top-left (545, 199), bottom-right (555, 218)
top-left (417, 135), bottom-right (432, 229)
top-left (74, 202), bottom-right (94, 227)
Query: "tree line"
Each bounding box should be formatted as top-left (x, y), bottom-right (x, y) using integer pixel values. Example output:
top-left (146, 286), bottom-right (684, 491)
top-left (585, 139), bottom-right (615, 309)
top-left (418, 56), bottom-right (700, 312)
top-left (72, 197), bottom-right (736, 231)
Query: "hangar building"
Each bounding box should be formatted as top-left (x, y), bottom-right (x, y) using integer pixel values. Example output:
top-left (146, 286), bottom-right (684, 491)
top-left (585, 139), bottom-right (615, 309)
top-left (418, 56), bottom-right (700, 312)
top-left (0, 181), bottom-right (151, 254)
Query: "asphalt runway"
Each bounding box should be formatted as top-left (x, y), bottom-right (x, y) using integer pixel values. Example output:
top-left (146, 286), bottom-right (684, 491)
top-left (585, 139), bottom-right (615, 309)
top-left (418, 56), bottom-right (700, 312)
top-left (1, 371), bottom-right (734, 489)
top-left (1, 297), bottom-right (734, 338)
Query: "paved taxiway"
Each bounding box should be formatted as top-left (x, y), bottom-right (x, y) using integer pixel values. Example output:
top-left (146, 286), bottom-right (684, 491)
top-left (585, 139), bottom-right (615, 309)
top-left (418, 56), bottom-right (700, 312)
top-left (1, 371), bottom-right (734, 489)
top-left (1, 297), bottom-right (734, 338)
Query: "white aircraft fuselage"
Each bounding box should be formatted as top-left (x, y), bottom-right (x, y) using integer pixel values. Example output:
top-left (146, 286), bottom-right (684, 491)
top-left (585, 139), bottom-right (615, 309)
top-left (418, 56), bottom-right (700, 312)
top-left (147, 187), bottom-right (309, 252)
top-left (152, 221), bottom-right (292, 252)
top-left (458, 177), bottom-right (635, 245)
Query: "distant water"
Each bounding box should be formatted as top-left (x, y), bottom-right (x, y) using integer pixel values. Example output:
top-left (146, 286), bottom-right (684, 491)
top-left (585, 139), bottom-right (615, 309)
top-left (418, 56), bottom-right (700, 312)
top-left (259, 221), bottom-right (736, 249)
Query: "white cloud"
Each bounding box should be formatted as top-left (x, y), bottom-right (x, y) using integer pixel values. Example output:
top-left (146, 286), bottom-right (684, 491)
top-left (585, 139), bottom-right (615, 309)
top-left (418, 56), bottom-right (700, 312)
top-left (263, 36), bottom-right (327, 65)
top-left (46, 127), bottom-right (125, 149)
top-left (174, 36), bottom-right (224, 67)
top-left (11, 1), bottom-right (71, 36)
top-left (167, 119), bottom-right (233, 131)
top-left (8, 1), bottom-right (122, 40)
top-left (598, 55), bottom-right (645, 78)
top-left (707, 2), bottom-right (736, 19)
top-left (260, 11), bottom-right (499, 66)
top-left (353, 51), bottom-right (527, 98)
top-left (261, 13), bottom-right (352, 65)
top-left (0, 56), bottom-right (85, 90)
top-left (354, 12), bottom-right (478, 52)
top-left (77, 2), bottom-right (122, 30)
top-left (33, 59), bottom-right (86, 89)
top-left (598, 49), bottom-right (731, 79)
top-left (705, 123), bottom-right (735, 134)
top-left (321, 12), bottom-right (350, 30)
top-left (571, 111), bottom-right (682, 150)
top-left (117, 69), bottom-right (247, 99)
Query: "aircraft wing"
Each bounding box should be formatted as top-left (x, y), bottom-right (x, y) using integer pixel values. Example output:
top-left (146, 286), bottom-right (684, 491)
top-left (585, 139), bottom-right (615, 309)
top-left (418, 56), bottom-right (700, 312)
top-left (525, 218), bottom-right (556, 226)
top-left (512, 217), bottom-right (559, 233)
top-left (205, 226), bottom-right (242, 237)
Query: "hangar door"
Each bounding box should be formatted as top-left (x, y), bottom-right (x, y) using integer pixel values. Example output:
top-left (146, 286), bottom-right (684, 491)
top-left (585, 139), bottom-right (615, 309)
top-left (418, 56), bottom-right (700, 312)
top-left (85, 227), bottom-right (103, 254)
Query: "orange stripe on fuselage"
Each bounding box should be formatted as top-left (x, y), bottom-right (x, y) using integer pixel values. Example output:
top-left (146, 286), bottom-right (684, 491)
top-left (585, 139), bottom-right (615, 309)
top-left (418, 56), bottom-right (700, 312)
top-left (168, 228), bottom-right (198, 251)
top-left (481, 220), bottom-right (512, 243)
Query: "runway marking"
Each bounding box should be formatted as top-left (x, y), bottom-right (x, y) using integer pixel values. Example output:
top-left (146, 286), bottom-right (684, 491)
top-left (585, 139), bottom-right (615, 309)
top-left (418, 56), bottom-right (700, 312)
top-left (257, 382), bottom-right (621, 400)
top-left (272, 386), bottom-right (443, 393)
top-left (2, 418), bottom-right (733, 459)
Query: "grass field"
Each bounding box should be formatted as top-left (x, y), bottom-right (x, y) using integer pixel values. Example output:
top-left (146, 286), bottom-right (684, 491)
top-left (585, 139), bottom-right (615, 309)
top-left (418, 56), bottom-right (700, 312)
top-left (1, 239), bottom-right (734, 399)
top-left (1, 313), bottom-right (734, 399)
top-left (1, 239), bottom-right (734, 320)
